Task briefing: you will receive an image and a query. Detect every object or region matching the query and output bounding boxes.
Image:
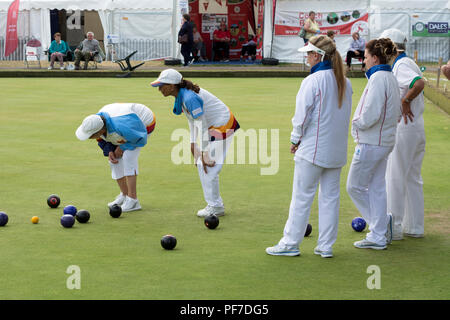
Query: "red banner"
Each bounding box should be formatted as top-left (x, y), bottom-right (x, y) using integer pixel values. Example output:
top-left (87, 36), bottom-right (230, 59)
top-left (227, 0), bottom-right (253, 59)
top-left (255, 0), bottom-right (264, 59)
top-left (188, 0), bottom-right (255, 60)
top-left (4, 0), bottom-right (20, 57)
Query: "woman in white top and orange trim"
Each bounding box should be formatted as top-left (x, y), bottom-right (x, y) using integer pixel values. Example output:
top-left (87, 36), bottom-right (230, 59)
top-left (151, 69), bottom-right (239, 218)
top-left (346, 38), bottom-right (402, 250)
top-left (266, 35), bottom-right (353, 258)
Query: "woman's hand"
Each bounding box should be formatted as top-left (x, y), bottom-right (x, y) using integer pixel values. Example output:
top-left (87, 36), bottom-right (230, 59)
top-left (108, 151), bottom-right (119, 164)
top-left (400, 99), bottom-right (414, 124)
top-left (114, 146), bottom-right (124, 159)
top-left (201, 151), bottom-right (216, 174)
top-left (191, 143), bottom-right (201, 167)
top-left (290, 142), bottom-right (300, 154)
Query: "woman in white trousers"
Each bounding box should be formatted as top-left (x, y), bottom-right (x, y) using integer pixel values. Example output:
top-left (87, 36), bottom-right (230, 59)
top-left (380, 29), bottom-right (426, 240)
top-left (347, 38), bottom-right (402, 250)
top-left (151, 69), bottom-right (239, 217)
top-left (266, 35), bottom-right (353, 258)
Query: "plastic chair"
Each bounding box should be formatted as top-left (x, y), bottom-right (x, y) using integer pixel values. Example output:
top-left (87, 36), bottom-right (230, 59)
top-left (113, 50), bottom-right (144, 72)
top-left (24, 37), bottom-right (42, 68)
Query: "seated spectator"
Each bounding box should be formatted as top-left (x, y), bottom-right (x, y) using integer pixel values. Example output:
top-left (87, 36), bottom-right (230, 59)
top-left (442, 60), bottom-right (450, 80)
top-left (346, 32), bottom-right (366, 72)
top-left (74, 31), bottom-right (104, 70)
top-left (48, 32), bottom-right (69, 70)
top-left (240, 34), bottom-right (257, 61)
top-left (327, 30), bottom-right (336, 42)
top-left (192, 25), bottom-right (207, 62)
top-left (213, 21), bottom-right (231, 62)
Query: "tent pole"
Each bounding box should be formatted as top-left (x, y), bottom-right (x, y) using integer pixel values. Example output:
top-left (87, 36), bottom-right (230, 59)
top-left (368, 0), bottom-right (371, 40)
top-left (172, 0), bottom-right (178, 59)
top-left (269, 0), bottom-right (276, 58)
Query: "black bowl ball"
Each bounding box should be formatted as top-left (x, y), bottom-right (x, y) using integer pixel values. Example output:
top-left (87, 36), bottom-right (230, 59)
top-left (161, 235), bottom-right (177, 250)
top-left (305, 223), bottom-right (312, 237)
top-left (109, 204), bottom-right (122, 218)
top-left (76, 210), bottom-right (90, 223)
top-left (204, 214), bottom-right (219, 229)
top-left (47, 194), bottom-right (61, 208)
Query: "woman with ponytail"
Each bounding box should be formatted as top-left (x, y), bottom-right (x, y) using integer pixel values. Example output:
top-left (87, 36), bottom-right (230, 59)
top-left (346, 38), bottom-right (402, 250)
top-left (266, 35), bottom-right (353, 258)
top-left (151, 69), bottom-right (239, 218)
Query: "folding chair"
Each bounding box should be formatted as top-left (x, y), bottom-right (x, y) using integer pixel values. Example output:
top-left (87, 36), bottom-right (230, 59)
top-left (113, 51), bottom-right (144, 72)
top-left (44, 49), bottom-right (73, 69)
top-left (24, 38), bottom-right (42, 69)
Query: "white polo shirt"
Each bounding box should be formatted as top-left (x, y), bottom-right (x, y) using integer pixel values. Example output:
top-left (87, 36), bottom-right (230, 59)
top-left (392, 56), bottom-right (425, 131)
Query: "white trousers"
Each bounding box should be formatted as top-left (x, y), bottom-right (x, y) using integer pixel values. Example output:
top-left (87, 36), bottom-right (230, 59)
top-left (109, 147), bottom-right (141, 180)
top-left (279, 159), bottom-right (342, 252)
top-left (196, 136), bottom-right (233, 208)
top-left (386, 127), bottom-right (426, 235)
top-left (346, 143), bottom-right (393, 245)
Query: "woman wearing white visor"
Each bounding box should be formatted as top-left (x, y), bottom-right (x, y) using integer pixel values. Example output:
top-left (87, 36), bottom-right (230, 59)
top-left (76, 103), bottom-right (156, 212)
top-left (151, 69), bottom-right (239, 217)
top-left (346, 38), bottom-right (402, 250)
top-left (266, 35), bottom-right (353, 258)
top-left (380, 29), bottom-right (426, 240)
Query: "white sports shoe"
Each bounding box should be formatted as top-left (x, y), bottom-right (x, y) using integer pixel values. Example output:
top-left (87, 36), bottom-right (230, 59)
top-left (354, 238), bottom-right (387, 250)
top-left (47, 66), bottom-right (53, 70)
top-left (108, 193), bottom-right (126, 208)
top-left (386, 213), bottom-right (393, 245)
top-left (121, 196), bottom-right (142, 212)
top-left (392, 233), bottom-right (404, 241)
top-left (314, 247), bottom-right (333, 258)
top-left (265, 244), bottom-right (300, 257)
top-left (197, 205), bottom-right (225, 217)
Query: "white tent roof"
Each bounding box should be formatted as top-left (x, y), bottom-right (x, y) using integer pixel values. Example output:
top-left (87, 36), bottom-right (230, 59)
top-left (370, 0), bottom-right (450, 10)
top-left (0, 0), bottom-right (173, 11)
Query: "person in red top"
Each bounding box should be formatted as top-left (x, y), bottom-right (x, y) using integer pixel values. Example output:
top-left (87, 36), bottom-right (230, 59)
top-left (213, 21), bottom-right (231, 62)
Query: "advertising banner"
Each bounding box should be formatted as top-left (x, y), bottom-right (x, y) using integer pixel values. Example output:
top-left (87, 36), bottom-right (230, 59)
top-left (274, 9), bottom-right (369, 36)
top-left (412, 14), bottom-right (450, 37)
top-left (4, 0), bottom-right (20, 57)
top-left (254, 0), bottom-right (264, 59)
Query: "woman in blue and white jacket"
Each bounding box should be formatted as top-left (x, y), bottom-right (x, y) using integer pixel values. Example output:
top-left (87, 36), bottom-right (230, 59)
top-left (347, 38), bottom-right (401, 250)
top-left (266, 35), bottom-right (353, 258)
top-left (76, 103), bottom-right (156, 212)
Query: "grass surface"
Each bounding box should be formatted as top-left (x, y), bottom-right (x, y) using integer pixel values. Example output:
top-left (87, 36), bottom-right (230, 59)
top-left (0, 77), bottom-right (449, 300)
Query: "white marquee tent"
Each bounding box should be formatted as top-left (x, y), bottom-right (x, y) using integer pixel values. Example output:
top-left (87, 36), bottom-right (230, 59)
top-left (263, 0), bottom-right (450, 63)
top-left (0, 0), bottom-right (185, 60)
top-left (1, 0), bottom-right (448, 63)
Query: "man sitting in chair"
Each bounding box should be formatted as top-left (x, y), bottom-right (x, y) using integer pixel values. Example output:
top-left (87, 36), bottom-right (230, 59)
top-left (213, 22), bottom-right (231, 62)
top-left (74, 31), bottom-right (103, 70)
top-left (345, 32), bottom-right (366, 72)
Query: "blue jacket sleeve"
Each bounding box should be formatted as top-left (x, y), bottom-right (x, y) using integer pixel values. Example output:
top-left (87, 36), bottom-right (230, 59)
top-left (113, 114), bottom-right (148, 151)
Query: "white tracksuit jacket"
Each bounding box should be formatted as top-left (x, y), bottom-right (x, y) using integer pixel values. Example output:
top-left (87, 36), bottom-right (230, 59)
top-left (351, 70), bottom-right (402, 146)
top-left (291, 69), bottom-right (353, 168)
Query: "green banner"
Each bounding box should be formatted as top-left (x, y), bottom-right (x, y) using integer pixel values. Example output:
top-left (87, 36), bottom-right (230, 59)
top-left (412, 21), bottom-right (450, 37)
